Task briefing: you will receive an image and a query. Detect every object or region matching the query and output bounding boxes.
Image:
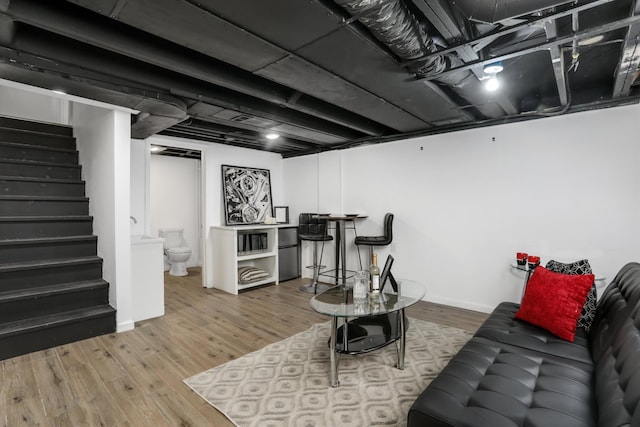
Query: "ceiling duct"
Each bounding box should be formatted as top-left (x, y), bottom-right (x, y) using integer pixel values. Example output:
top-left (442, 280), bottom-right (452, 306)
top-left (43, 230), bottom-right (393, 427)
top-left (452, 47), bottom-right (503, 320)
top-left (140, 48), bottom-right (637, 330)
top-left (334, 0), bottom-right (506, 119)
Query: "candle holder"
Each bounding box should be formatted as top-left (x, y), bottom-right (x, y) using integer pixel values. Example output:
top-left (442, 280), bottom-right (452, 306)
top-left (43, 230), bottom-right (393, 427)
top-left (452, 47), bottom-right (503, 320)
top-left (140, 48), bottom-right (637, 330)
top-left (516, 252), bottom-right (528, 266)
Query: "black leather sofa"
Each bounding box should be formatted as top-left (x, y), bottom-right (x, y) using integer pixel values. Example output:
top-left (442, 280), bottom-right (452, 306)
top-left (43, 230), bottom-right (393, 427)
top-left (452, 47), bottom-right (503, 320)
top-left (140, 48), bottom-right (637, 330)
top-left (408, 262), bottom-right (640, 427)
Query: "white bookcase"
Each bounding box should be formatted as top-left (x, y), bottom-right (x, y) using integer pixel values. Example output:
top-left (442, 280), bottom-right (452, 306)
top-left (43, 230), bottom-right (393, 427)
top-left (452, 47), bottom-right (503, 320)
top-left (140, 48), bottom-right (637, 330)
top-left (211, 225), bottom-right (279, 294)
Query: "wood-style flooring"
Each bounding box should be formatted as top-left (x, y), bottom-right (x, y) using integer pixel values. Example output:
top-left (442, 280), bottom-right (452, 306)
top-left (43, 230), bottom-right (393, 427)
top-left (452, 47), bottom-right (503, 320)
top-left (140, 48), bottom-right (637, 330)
top-left (1, 269), bottom-right (488, 426)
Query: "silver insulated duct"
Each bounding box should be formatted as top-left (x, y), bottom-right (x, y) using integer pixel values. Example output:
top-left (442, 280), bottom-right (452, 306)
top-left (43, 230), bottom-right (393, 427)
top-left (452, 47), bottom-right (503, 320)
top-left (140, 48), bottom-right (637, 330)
top-left (335, 0), bottom-right (505, 119)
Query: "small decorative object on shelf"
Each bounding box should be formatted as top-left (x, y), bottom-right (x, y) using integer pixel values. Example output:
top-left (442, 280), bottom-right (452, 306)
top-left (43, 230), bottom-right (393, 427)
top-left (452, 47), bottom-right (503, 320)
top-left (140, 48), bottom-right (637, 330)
top-left (274, 206), bottom-right (289, 224)
top-left (527, 255), bottom-right (541, 270)
top-left (516, 252), bottom-right (528, 266)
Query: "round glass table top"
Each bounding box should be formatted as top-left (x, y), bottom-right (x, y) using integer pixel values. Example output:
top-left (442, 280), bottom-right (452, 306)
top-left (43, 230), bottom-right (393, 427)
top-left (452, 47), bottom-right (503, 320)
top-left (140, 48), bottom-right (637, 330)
top-left (309, 279), bottom-right (426, 318)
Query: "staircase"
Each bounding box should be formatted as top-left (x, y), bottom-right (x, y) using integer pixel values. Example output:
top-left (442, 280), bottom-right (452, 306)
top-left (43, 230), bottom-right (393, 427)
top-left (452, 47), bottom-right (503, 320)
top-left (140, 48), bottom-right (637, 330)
top-left (0, 116), bottom-right (116, 360)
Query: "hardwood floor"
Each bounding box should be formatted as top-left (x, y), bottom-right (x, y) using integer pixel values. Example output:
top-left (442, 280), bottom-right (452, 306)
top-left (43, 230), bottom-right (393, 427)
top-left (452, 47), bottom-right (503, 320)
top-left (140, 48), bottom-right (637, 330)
top-left (1, 269), bottom-right (488, 426)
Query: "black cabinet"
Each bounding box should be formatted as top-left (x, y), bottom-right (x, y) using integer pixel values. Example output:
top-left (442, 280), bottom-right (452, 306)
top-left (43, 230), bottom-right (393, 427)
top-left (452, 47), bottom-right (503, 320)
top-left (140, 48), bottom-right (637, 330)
top-left (278, 227), bottom-right (299, 282)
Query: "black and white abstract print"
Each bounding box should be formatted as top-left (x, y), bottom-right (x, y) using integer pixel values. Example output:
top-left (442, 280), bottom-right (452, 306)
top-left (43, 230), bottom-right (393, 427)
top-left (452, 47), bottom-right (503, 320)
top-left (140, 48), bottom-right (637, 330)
top-left (222, 165), bottom-right (273, 225)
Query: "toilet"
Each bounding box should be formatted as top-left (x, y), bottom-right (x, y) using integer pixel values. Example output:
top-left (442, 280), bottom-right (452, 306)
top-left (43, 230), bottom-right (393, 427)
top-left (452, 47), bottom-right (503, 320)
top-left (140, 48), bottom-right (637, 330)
top-left (158, 228), bottom-right (192, 276)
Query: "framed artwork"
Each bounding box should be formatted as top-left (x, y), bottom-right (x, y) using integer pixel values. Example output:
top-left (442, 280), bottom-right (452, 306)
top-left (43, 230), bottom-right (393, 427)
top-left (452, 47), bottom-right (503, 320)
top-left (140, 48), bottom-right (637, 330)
top-left (222, 165), bottom-right (273, 225)
top-left (274, 206), bottom-right (289, 224)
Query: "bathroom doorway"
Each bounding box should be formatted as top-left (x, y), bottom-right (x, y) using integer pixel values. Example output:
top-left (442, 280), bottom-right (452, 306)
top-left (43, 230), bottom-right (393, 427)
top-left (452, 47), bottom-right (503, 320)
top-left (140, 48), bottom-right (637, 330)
top-left (149, 145), bottom-right (203, 277)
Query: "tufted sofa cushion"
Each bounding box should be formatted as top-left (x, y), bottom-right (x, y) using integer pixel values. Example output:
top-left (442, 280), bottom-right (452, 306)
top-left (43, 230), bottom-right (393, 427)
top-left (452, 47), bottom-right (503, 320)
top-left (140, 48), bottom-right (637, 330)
top-left (408, 262), bottom-right (640, 427)
top-left (475, 302), bottom-right (592, 364)
top-left (589, 263), bottom-right (640, 427)
top-left (408, 336), bottom-right (597, 427)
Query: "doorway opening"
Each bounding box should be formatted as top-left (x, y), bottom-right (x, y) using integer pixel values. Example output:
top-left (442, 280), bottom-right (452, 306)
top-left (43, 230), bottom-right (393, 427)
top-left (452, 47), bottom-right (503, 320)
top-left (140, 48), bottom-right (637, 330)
top-left (149, 145), bottom-right (203, 282)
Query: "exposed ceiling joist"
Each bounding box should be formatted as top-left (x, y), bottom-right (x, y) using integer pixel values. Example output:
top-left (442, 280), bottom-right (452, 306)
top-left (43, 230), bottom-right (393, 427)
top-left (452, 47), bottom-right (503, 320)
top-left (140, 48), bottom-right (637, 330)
top-left (612, 1), bottom-right (640, 97)
top-left (403, 0), bottom-right (617, 68)
top-left (543, 19), bottom-right (569, 106)
top-left (454, 0), bottom-right (575, 24)
top-left (416, 14), bottom-right (640, 82)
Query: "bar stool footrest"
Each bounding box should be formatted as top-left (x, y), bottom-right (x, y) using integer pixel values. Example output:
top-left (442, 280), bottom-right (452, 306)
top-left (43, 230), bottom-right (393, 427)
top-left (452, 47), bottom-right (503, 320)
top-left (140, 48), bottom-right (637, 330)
top-left (305, 264), bottom-right (328, 270)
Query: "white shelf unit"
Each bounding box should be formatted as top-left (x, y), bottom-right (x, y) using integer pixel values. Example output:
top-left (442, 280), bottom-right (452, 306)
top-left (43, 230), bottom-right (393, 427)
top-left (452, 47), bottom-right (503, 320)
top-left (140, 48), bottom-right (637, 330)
top-left (211, 225), bottom-right (279, 294)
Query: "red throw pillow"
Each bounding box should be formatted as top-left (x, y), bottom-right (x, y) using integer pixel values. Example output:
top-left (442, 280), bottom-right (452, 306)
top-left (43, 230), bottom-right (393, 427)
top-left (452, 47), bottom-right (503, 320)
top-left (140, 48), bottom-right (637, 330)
top-left (515, 266), bottom-right (595, 342)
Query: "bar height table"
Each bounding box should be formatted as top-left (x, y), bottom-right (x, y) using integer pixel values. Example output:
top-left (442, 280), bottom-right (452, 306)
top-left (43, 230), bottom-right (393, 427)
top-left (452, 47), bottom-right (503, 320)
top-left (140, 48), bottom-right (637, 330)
top-left (315, 214), bottom-right (367, 286)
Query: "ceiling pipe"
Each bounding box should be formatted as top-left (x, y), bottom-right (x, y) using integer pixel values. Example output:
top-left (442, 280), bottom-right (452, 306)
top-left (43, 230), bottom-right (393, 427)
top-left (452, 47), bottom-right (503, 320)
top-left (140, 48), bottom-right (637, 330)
top-left (334, 0), bottom-right (506, 119)
top-left (0, 0), bottom-right (390, 137)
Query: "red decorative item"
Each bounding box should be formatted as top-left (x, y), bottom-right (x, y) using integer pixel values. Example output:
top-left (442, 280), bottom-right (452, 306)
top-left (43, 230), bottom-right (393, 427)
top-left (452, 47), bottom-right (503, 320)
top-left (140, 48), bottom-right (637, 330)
top-left (516, 252), bottom-right (528, 266)
top-left (515, 266), bottom-right (594, 341)
top-left (527, 255), bottom-right (540, 270)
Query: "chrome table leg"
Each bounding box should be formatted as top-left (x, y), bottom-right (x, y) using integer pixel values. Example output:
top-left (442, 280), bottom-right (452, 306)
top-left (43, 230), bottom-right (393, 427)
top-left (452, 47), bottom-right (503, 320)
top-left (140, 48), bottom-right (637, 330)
top-left (330, 317), bottom-right (340, 386)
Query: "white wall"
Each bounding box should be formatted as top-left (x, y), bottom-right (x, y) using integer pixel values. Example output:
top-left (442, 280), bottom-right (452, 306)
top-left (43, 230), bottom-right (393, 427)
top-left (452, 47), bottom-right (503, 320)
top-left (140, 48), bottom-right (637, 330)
top-left (283, 154), bottom-right (321, 221)
top-left (284, 104), bottom-right (640, 313)
top-left (0, 83), bottom-right (70, 124)
top-left (73, 104), bottom-right (134, 332)
top-left (150, 154), bottom-right (201, 267)
top-left (129, 139), bottom-right (149, 236)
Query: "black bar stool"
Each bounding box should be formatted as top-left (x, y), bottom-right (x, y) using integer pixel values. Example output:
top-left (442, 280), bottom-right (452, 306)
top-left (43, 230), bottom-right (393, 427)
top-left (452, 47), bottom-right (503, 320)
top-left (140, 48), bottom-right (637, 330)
top-left (298, 213), bottom-right (333, 294)
top-left (355, 213), bottom-right (394, 267)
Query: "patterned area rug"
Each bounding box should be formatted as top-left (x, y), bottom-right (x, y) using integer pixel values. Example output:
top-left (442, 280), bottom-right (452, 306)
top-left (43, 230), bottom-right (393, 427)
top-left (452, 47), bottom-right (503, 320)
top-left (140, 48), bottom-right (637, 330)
top-left (184, 318), bottom-right (472, 427)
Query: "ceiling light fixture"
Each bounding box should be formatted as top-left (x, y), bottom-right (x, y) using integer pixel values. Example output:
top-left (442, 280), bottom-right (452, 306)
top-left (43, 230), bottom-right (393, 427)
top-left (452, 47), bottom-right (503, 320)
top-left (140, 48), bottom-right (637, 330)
top-left (51, 89), bottom-right (67, 95)
top-left (483, 61), bottom-right (504, 92)
top-left (150, 145), bottom-right (166, 152)
top-left (485, 76), bottom-right (500, 91)
top-left (265, 132), bottom-right (280, 140)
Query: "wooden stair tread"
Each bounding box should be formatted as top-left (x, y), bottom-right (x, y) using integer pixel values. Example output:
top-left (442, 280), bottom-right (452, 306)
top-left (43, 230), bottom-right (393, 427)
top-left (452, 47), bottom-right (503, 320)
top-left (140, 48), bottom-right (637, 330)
top-left (0, 256), bottom-right (102, 272)
top-left (0, 195), bottom-right (88, 201)
top-left (0, 215), bottom-right (92, 222)
top-left (0, 305), bottom-right (115, 338)
top-left (0, 157), bottom-right (80, 168)
top-left (0, 118), bottom-right (73, 137)
top-left (0, 235), bottom-right (97, 246)
top-left (0, 279), bottom-right (108, 303)
top-left (0, 140), bottom-right (77, 154)
top-left (0, 175), bottom-right (84, 184)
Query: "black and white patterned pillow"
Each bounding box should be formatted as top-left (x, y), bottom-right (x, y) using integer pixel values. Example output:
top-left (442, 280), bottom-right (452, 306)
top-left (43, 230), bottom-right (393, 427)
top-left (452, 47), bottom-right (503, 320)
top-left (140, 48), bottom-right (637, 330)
top-left (238, 266), bottom-right (269, 284)
top-left (545, 259), bottom-right (597, 332)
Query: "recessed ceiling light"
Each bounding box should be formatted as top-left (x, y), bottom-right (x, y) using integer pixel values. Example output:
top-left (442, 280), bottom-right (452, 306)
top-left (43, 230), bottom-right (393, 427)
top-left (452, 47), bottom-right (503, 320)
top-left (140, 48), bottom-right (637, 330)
top-left (265, 133), bottom-right (280, 140)
top-left (150, 145), bottom-right (166, 152)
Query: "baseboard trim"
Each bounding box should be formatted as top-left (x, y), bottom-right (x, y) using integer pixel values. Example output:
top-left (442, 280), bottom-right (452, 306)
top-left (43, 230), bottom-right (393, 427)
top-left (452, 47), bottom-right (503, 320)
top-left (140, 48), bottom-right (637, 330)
top-left (425, 295), bottom-right (494, 314)
top-left (117, 320), bottom-right (135, 333)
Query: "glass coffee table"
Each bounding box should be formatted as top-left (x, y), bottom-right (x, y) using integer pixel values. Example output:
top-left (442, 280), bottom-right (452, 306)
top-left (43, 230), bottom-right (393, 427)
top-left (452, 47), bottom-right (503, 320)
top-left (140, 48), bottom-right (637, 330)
top-left (309, 280), bottom-right (426, 387)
